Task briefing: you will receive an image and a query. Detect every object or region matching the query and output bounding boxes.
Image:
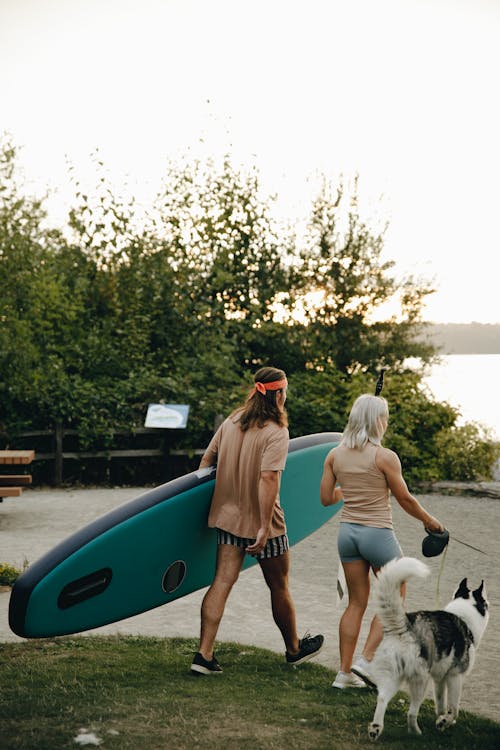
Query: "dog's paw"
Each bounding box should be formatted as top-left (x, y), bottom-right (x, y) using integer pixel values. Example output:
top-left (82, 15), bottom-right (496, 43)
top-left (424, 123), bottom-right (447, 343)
top-left (436, 711), bottom-right (456, 732)
top-left (368, 722), bottom-right (382, 741)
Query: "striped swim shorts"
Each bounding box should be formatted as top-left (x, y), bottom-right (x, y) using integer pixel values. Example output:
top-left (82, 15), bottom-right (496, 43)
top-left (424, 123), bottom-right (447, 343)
top-left (216, 528), bottom-right (289, 559)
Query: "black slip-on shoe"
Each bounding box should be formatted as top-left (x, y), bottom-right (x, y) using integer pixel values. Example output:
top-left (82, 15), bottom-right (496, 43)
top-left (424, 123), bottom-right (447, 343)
top-left (190, 652), bottom-right (223, 675)
top-left (286, 633), bottom-right (324, 665)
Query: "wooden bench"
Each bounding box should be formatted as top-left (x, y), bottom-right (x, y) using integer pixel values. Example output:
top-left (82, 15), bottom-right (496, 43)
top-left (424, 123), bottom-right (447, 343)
top-left (0, 450), bottom-right (35, 501)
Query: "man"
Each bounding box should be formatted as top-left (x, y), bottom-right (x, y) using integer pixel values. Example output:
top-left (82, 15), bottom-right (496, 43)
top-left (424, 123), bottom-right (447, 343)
top-left (191, 366), bottom-right (324, 675)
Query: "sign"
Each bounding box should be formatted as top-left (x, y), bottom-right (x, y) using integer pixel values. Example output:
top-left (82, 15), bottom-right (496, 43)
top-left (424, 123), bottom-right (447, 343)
top-left (144, 404), bottom-right (190, 429)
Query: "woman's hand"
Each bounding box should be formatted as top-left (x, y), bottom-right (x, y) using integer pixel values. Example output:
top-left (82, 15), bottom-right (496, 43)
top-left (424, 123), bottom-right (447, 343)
top-left (425, 515), bottom-right (445, 533)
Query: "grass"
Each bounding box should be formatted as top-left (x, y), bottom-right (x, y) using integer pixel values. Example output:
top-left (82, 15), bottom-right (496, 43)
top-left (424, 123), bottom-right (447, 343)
top-left (0, 636), bottom-right (499, 749)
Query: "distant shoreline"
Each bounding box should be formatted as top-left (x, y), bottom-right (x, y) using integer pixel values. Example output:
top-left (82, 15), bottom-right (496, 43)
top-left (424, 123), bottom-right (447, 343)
top-left (422, 323), bottom-right (500, 355)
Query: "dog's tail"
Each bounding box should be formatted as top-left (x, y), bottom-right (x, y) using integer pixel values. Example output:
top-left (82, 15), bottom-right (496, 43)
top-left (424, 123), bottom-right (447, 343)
top-left (374, 557), bottom-right (430, 635)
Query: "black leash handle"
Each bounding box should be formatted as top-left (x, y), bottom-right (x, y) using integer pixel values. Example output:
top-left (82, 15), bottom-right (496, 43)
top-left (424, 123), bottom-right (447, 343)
top-left (424, 526), bottom-right (488, 556)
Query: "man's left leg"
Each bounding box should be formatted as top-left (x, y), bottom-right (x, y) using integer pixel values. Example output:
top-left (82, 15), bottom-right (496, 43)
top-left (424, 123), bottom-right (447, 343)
top-left (191, 543), bottom-right (245, 674)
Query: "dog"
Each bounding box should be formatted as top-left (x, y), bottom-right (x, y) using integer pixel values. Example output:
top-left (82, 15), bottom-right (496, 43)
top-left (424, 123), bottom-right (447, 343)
top-left (367, 556), bottom-right (489, 741)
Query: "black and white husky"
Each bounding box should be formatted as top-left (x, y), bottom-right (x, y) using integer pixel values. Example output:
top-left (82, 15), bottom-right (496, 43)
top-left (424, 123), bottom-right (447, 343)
top-left (368, 556), bottom-right (489, 741)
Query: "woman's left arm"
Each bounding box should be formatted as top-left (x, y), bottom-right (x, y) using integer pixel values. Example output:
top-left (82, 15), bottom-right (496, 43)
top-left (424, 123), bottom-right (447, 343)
top-left (320, 450), bottom-right (342, 506)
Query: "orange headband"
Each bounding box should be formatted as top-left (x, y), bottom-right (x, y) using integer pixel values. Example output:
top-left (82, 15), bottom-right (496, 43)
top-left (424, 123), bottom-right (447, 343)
top-left (248, 378), bottom-right (288, 399)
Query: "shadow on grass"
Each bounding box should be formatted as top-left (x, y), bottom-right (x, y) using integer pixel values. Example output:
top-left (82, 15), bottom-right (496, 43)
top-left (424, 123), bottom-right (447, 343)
top-left (1, 636), bottom-right (499, 749)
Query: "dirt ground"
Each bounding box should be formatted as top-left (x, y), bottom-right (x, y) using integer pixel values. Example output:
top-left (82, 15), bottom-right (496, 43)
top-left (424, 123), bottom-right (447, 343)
top-left (1, 486), bottom-right (498, 724)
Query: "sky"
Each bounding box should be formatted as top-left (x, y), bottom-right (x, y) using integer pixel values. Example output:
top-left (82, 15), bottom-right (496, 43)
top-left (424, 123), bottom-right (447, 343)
top-left (1, 0), bottom-right (500, 324)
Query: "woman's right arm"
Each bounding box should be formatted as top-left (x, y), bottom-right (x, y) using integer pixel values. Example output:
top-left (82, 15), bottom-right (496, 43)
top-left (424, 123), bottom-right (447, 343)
top-left (377, 448), bottom-right (444, 532)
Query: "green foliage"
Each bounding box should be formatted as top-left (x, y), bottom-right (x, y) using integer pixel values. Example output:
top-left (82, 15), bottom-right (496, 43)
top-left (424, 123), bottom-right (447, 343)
top-left (293, 177), bottom-right (436, 373)
top-left (287, 368), bottom-right (351, 438)
top-left (380, 371), bottom-right (460, 484)
top-left (285, 368), bottom-right (498, 486)
top-left (0, 562), bottom-right (21, 586)
top-left (434, 423), bottom-right (500, 481)
top-left (1, 137), bottom-right (498, 482)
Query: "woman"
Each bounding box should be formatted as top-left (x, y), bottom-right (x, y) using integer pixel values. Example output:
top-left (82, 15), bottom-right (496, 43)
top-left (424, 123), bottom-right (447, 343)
top-left (320, 393), bottom-right (444, 689)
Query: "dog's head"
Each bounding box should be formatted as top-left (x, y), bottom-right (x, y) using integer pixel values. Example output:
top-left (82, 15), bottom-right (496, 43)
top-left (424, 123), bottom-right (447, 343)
top-left (454, 578), bottom-right (489, 618)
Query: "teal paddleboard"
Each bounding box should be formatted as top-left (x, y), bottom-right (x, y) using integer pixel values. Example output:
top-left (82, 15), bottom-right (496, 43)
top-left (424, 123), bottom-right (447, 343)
top-left (9, 432), bottom-right (342, 638)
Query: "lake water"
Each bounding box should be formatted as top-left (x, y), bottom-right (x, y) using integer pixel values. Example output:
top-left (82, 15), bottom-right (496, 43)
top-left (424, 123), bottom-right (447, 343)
top-left (417, 353), bottom-right (500, 440)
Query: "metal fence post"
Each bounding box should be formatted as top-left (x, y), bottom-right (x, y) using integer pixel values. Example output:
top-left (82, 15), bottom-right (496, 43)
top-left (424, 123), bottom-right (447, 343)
top-left (54, 420), bottom-right (63, 486)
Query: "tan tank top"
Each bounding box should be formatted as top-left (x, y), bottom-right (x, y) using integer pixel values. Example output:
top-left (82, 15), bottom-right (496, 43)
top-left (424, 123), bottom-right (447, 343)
top-left (333, 442), bottom-right (393, 529)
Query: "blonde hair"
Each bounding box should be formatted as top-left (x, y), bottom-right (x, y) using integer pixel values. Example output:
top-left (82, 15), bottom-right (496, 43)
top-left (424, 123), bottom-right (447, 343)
top-left (341, 394), bottom-right (389, 449)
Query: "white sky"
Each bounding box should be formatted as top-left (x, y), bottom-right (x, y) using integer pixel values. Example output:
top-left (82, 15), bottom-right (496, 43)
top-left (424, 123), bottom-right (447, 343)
top-left (1, 0), bottom-right (500, 324)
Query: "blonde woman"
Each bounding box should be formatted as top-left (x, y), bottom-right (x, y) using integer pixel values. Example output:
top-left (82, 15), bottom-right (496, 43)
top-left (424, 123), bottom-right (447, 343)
top-left (320, 394), bottom-right (444, 689)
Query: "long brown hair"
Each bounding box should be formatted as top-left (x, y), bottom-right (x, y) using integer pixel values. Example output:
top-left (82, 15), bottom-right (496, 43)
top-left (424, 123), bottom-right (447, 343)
top-left (236, 366), bottom-right (288, 432)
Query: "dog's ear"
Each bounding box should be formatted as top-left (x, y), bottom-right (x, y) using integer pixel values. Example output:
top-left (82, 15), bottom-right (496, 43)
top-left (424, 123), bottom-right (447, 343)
top-left (473, 580), bottom-right (485, 598)
top-left (473, 581), bottom-right (488, 615)
top-left (454, 578), bottom-right (470, 599)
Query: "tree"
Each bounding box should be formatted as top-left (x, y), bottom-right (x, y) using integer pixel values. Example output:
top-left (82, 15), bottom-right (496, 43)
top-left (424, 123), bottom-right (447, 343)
top-left (292, 176), bottom-right (435, 374)
top-left (0, 137), bottom-right (78, 431)
top-left (152, 155), bottom-right (294, 371)
top-left (1, 138), bottom-right (497, 482)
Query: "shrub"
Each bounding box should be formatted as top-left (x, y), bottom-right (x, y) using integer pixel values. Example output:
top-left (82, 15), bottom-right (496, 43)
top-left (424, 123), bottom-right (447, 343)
top-left (435, 423), bottom-right (500, 481)
top-left (0, 563), bottom-right (21, 586)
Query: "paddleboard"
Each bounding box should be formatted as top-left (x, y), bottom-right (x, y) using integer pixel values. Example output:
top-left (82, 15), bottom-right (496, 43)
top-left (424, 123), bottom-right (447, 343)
top-left (9, 432), bottom-right (342, 638)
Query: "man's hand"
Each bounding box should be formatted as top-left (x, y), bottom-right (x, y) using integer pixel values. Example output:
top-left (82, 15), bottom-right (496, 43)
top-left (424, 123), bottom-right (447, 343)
top-left (246, 470), bottom-right (279, 556)
top-left (245, 527), bottom-right (268, 556)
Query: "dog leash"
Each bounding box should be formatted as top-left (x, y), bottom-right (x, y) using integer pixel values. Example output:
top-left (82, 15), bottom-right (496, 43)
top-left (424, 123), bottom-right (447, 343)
top-left (434, 544), bottom-right (448, 607)
top-left (449, 535), bottom-right (488, 555)
top-left (423, 529), bottom-right (488, 606)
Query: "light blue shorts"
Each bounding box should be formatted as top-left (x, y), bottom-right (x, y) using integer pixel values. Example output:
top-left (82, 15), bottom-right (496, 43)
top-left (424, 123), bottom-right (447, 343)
top-left (338, 522), bottom-right (402, 569)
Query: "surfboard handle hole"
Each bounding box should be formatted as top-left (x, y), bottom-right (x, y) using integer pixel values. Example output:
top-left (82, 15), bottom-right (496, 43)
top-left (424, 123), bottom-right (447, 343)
top-left (58, 568), bottom-right (113, 609)
top-left (162, 560), bottom-right (186, 593)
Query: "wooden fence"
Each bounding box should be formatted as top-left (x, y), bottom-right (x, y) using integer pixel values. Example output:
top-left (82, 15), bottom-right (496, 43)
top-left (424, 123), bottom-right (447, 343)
top-left (0, 419), bottom-right (221, 486)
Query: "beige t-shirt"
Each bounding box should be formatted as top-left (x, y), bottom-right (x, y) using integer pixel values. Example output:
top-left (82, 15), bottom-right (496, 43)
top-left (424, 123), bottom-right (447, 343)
top-left (333, 442), bottom-right (393, 529)
top-left (200, 414), bottom-right (289, 539)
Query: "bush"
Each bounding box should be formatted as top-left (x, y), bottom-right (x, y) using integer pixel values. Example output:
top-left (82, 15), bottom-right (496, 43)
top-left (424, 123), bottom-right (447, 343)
top-left (284, 367), bottom-right (500, 484)
top-left (0, 563), bottom-right (21, 587)
top-left (435, 423), bottom-right (500, 481)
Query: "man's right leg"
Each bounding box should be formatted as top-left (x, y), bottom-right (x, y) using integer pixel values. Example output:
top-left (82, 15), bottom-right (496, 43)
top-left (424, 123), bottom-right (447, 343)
top-left (259, 552), bottom-right (324, 663)
top-left (198, 543), bottom-right (245, 660)
top-left (259, 551), bottom-right (299, 654)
